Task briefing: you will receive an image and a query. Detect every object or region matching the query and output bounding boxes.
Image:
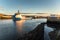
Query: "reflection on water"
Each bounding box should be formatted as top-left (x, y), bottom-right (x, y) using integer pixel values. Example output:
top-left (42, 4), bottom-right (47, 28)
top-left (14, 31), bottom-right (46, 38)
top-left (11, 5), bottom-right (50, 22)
top-left (16, 20), bottom-right (25, 32)
top-left (44, 24), bottom-right (54, 40)
top-left (15, 20), bottom-right (26, 36)
top-left (15, 17), bottom-right (26, 36)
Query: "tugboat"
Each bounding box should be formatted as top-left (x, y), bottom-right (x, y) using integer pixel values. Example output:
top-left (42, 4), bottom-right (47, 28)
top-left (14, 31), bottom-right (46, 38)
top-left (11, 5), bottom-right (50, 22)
top-left (12, 10), bottom-right (22, 21)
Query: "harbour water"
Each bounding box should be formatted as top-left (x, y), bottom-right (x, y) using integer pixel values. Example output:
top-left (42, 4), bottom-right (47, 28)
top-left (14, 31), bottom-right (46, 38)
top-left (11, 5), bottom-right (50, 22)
top-left (0, 19), bottom-right (54, 40)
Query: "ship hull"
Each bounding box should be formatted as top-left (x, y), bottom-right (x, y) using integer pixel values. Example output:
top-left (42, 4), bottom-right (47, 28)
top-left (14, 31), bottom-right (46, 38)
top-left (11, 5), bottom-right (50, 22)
top-left (12, 15), bottom-right (21, 21)
top-left (13, 18), bottom-right (21, 21)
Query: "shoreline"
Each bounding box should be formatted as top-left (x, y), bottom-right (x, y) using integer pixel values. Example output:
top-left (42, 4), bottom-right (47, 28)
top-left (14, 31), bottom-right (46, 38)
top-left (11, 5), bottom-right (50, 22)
top-left (0, 19), bottom-right (12, 20)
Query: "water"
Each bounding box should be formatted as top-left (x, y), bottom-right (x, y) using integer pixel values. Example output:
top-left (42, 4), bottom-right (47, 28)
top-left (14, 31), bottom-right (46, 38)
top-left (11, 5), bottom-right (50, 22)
top-left (0, 20), bottom-right (16, 40)
top-left (0, 19), bottom-right (54, 40)
top-left (44, 24), bottom-right (54, 40)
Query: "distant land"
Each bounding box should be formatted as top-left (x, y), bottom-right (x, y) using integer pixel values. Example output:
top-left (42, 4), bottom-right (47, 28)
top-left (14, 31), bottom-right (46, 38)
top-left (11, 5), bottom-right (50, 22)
top-left (0, 13), bottom-right (12, 19)
top-left (0, 13), bottom-right (49, 19)
top-left (0, 13), bottom-right (60, 19)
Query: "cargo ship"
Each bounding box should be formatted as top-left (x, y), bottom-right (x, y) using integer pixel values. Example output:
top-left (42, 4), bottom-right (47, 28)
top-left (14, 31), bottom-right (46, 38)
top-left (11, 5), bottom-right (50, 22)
top-left (12, 10), bottom-right (22, 21)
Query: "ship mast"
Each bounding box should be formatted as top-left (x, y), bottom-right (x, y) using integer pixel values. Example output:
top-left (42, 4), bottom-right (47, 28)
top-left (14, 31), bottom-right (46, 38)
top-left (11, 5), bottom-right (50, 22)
top-left (18, 10), bottom-right (20, 14)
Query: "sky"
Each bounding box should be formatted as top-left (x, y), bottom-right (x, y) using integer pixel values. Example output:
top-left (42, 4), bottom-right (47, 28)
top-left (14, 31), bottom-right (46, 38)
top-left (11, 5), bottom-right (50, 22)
top-left (0, 0), bottom-right (60, 14)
